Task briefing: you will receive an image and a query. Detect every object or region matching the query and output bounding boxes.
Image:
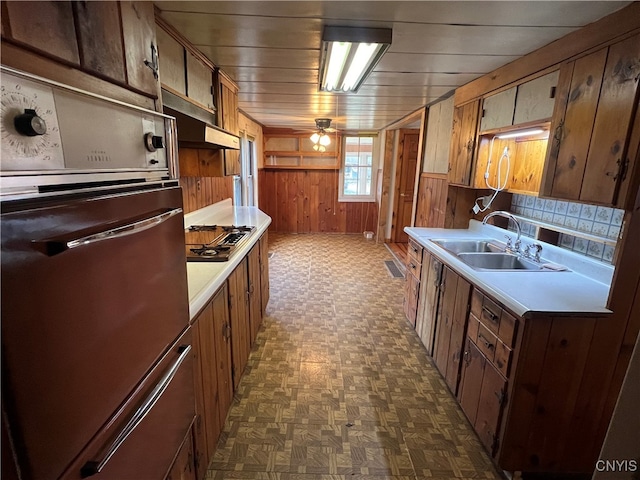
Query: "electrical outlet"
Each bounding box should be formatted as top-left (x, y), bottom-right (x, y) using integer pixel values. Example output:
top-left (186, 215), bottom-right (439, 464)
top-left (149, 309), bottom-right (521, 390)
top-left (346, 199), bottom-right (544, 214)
top-left (472, 203), bottom-right (481, 214)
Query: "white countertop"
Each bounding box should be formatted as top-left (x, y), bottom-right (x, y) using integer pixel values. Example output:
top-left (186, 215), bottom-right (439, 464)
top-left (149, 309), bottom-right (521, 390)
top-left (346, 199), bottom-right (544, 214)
top-left (405, 221), bottom-right (614, 318)
top-left (184, 199), bottom-right (272, 320)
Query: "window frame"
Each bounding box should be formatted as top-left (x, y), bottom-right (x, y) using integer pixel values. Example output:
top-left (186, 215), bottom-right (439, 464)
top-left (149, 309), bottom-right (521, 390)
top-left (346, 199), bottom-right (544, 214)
top-left (338, 134), bottom-right (378, 202)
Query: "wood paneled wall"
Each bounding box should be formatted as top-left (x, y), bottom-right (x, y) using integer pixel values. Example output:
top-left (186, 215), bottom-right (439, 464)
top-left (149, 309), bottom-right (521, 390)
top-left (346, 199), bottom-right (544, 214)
top-left (258, 169), bottom-right (378, 234)
top-left (179, 175), bottom-right (234, 214)
top-left (415, 173), bottom-right (448, 228)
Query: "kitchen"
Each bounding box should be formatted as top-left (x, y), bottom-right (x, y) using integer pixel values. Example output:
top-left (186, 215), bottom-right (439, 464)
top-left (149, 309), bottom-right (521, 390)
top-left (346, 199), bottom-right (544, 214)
top-left (1, 1), bottom-right (639, 479)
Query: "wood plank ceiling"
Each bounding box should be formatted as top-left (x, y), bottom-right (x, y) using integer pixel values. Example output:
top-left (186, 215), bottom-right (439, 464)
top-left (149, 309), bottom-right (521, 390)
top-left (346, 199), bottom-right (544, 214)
top-left (154, 1), bottom-right (628, 132)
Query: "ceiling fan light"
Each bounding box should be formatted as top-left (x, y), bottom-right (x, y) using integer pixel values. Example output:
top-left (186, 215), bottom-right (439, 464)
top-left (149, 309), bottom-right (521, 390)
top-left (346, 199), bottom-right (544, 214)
top-left (318, 145), bottom-right (326, 152)
top-left (310, 132), bottom-right (320, 144)
top-left (313, 143), bottom-right (320, 151)
top-left (319, 133), bottom-right (331, 146)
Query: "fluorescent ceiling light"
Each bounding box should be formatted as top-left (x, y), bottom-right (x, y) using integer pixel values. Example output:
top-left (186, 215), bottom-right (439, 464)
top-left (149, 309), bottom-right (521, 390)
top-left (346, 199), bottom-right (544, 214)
top-left (496, 129), bottom-right (546, 139)
top-left (319, 26), bottom-right (392, 93)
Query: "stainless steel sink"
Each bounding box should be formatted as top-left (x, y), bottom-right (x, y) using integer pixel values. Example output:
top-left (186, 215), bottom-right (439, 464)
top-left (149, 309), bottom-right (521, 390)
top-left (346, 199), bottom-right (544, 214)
top-left (457, 253), bottom-right (545, 271)
top-left (431, 239), bottom-right (504, 254)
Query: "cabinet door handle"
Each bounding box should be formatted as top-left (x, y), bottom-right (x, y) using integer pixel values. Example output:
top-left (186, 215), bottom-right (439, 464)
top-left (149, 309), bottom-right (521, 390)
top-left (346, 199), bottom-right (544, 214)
top-left (463, 350), bottom-right (470, 366)
top-left (409, 262), bottom-right (416, 270)
top-left (482, 306), bottom-right (499, 325)
top-left (81, 344), bottom-right (191, 477)
top-left (478, 332), bottom-right (494, 351)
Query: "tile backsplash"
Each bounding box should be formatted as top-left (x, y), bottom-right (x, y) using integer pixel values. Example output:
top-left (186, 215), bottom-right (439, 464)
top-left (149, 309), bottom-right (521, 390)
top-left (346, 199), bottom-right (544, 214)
top-left (510, 194), bottom-right (624, 264)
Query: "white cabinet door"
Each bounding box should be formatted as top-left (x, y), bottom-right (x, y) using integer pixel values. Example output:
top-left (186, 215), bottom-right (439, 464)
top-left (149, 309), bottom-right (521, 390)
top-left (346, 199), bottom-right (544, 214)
top-left (513, 70), bottom-right (559, 125)
top-left (186, 52), bottom-right (214, 111)
top-left (157, 27), bottom-right (186, 95)
top-left (423, 96), bottom-right (454, 174)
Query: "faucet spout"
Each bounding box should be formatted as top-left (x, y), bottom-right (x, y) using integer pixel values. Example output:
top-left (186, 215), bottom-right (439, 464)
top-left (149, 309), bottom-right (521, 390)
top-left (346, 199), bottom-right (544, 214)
top-left (482, 210), bottom-right (522, 247)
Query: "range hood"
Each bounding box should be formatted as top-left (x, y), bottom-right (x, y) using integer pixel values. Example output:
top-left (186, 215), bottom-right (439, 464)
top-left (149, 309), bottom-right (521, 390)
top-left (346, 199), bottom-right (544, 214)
top-left (162, 89), bottom-right (239, 150)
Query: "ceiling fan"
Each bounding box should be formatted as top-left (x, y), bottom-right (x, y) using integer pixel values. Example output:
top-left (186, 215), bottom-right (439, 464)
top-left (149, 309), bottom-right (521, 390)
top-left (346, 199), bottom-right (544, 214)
top-left (294, 118), bottom-right (339, 152)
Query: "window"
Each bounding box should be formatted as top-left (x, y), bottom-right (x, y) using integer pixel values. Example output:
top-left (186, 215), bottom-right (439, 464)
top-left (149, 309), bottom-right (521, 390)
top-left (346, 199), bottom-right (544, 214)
top-left (339, 135), bottom-right (376, 202)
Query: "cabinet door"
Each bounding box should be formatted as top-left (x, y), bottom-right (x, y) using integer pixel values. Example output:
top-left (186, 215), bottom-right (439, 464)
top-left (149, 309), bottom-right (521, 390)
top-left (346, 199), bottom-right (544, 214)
top-left (513, 70), bottom-right (559, 125)
top-left (449, 100), bottom-right (480, 186)
top-left (474, 361), bottom-right (507, 456)
top-left (212, 285), bottom-right (233, 434)
top-left (157, 26), bottom-right (187, 95)
top-left (120, 1), bottom-right (159, 97)
top-left (480, 87), bottom-right (516, 132)
top-left (417, 255), bottom-right (442, 354)
top-left (228, 259), bottom-right (250, 389)
top-left (544, 35), bottom-right (640, 205)
top-left (580, 33), bottom-right (640, 205)
top-left (403, 270), bottom-right (420, 327)
top-left (73, 1), bottom-right (125, 83)
top-left (444, 276), bottom-right (471, 394)
top-left (435, 96), bottom-right (455, 173)
top-left (219, 79), bottom-right (241, 176)
top-left (458, 339), bottom-right (486, 425)
top-left (423, 102), bottom-right (441, 173)
top-left (186, 52), bottom-right (214, 111)
top-left (4, 1), bottom-right (80, 64)
top-left (247, 244), bottom-right (262, 346)
top-left (259, 232), bottom-right (270, 316)
top-left (190, 313), bottom-right (208, 479)
top-left (433, 266), bottom-right (458, 378)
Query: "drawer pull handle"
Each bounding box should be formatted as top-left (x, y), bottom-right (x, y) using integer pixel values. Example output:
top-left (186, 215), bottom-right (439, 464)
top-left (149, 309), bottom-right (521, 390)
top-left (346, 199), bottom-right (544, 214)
top-left (482, 306), bottom-right (499, 324)
top-left (80, 344), bottom-right (192, 478)
top-left (409, 263), bottom-right (416, 269)
top-left (478, 333), bottom-right (494, 351)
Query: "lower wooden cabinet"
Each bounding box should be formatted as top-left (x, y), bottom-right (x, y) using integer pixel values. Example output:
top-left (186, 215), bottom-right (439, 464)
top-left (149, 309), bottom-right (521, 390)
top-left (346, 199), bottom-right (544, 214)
top-left (403, 269), bottom-right (420, 327)
top-left (458, 338), bottom-right (507, 455)
top-left (259, 232), bottom-right (270, 316)
top-left (191, 285), bottom-right (232, 479)
top-left (247, 244), bottom-right (262, 346)
top-left (432, 266), bottom-right (471, 394)
top-left (415, 252), bottom-right (443, 354)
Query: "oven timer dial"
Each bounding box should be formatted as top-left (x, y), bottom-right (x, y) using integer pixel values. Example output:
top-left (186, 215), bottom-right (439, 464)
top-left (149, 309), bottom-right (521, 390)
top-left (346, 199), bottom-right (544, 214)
top-left (14, 108), bottom-right (47, 136)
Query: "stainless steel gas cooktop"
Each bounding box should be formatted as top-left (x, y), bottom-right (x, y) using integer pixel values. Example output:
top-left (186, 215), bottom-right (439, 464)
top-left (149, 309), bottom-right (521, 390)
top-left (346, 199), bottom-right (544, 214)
top-left (184, 225), bottom-right (255, 262)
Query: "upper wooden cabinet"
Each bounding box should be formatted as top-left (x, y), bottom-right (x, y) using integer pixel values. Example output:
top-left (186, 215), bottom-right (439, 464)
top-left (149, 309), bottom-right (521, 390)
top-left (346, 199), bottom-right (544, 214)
top-left (423, 96), bottom-right (454, 174)
top-left (480, 71), bottom-right (559, 132)
top-left (448, 100), bottom-right (481, 186)
top-left (217, 72), bottom-right (241, 176)
top-left (480, 87), bottom-right (517, 132)
top-left (156, 22), bottom-right (215, 114)
top-left (542, 33), bottom-right (640, 207)
top-left (1, 1), bottom-right (159, 108)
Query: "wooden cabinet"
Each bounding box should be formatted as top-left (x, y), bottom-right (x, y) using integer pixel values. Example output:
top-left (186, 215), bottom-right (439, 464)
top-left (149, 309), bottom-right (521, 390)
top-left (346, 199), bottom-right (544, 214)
top-left (228, 258), bottom-right (251, 389)
top-left (415, 251), bottom-right (443, 355)
top-left (403, 238), bottom-right (423, 327)
top-left (479, 71), bottom-right (559, 132)
top-left (480, 87), bottom-right (517, 132)
top-left (191, 285), bottom-right (232, 479)
top-left (259, 232), bottom-right (270, 316)
top-left (217, 72), bottom-right (241, 176)
top-left (1, 1), bottom-right (159, 107)
top-left (448, 100), bottom-right (480, 186)
top-left (264, 132), bottom-right (341, 169)
top-left (432, 266), bottom-right (472, 394)
top-left (156, 19), bottom-right (216, 114)
top-left (247, 244), bottom-right (262, 346)
top-left (542, 33), bottom-right (640, 206)
top-left (166, 429), bottom-right (196, 480)
top-left (423, 96), bottom-right (454, 174)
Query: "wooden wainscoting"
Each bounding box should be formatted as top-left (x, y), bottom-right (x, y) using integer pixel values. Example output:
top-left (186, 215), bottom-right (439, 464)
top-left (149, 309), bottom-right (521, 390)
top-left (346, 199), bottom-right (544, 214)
top-left (258, 169), bottom-right (378, 234)
top-left (415, 173), bottom-right (448, 228)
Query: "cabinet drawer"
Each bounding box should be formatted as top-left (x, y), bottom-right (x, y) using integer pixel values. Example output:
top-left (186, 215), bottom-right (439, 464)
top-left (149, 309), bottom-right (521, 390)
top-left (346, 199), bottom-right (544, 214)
top-left (406, 256), bottom-right (422, 279)
top-left (471, 288), bottom-right (518, 347)
top-left (480, 297), bottom-right (501, 335)
top-left (477, 323), bottom-right (497, 362)
top-left (494, 341), bottom-right (512, 378)
top-left (407, 238), bottom-right (423, 265)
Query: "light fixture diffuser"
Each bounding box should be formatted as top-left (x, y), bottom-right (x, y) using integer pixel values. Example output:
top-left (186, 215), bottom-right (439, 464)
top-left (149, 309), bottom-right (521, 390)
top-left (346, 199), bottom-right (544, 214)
top-left (319, 26), bottom-right (392, 93)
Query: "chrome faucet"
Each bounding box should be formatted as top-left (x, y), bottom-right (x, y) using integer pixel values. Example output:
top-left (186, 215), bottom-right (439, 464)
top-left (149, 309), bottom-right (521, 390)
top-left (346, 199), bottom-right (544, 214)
top-left (482, 211), bottom-right (522, 253)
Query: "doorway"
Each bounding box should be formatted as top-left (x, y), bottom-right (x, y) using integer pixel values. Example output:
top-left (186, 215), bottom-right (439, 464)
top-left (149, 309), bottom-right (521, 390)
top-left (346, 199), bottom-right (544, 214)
top-left (391, 129), bottom-right (420, 244)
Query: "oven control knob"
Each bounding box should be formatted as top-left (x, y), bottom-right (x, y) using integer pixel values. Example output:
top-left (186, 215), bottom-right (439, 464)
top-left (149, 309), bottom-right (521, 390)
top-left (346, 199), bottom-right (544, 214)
top-left (144, 132), bottom-right (165, 152)
top-left (14, 109), bottom-right (47, 136)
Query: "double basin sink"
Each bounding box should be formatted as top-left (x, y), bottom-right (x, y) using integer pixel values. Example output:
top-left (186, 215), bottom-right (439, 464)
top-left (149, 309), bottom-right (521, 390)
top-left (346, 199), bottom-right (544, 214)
top-left (430, 239), bottom-right (568, 272)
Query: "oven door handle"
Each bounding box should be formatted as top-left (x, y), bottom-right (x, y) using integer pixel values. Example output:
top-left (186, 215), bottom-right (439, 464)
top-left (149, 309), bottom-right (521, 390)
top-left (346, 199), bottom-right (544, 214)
top-left (80, 344), bottom-right (191, 478)
top-left (43, 208), bottom-right (182, 255)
